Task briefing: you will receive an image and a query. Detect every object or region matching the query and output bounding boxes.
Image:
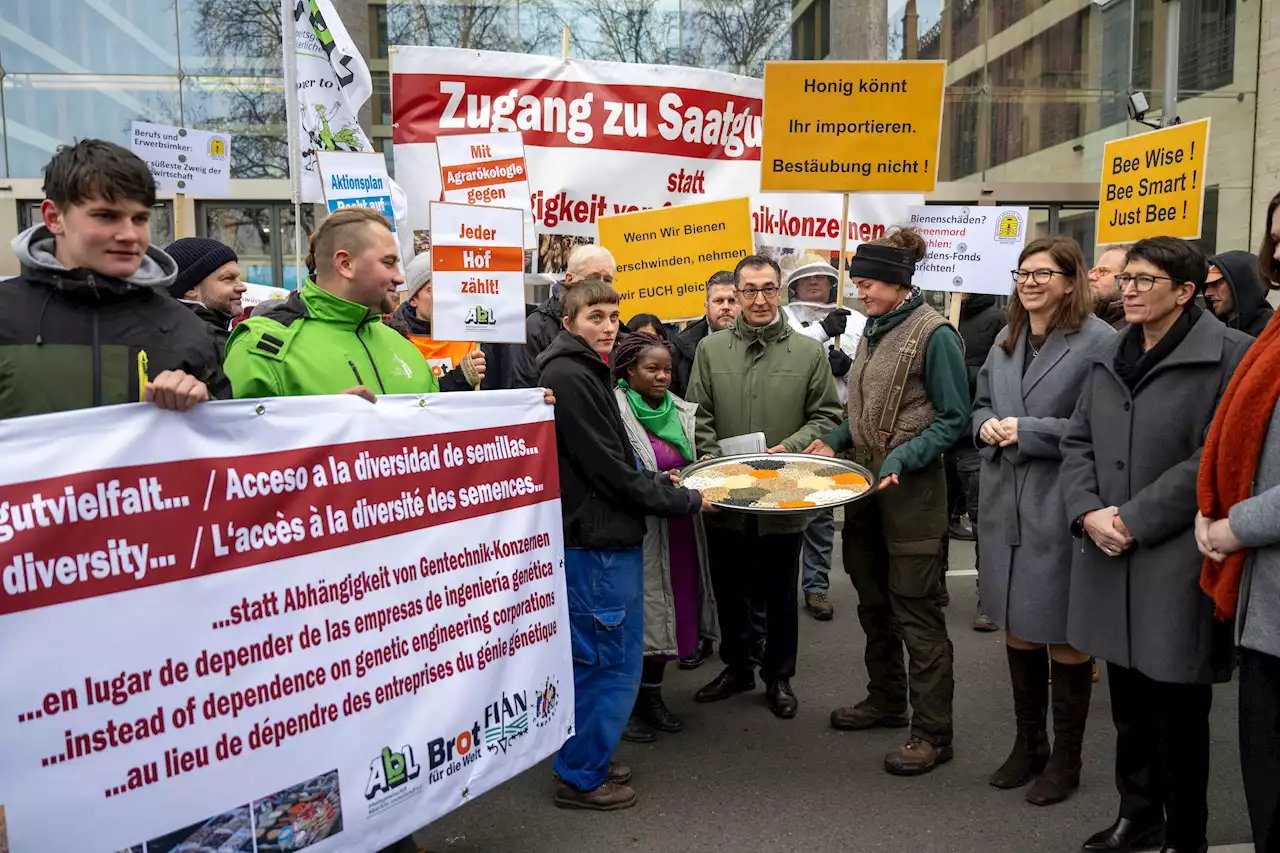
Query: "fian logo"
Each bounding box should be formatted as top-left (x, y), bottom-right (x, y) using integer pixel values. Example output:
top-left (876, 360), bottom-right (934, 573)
top-left (391, 352), bottom-right (415, 379)
top-left (208, 136), bottom-right (228, 159)
top-left (365, 745), bottom-right (421, 801)
top-left (995, 211), bottom-right (1024, 244)
top-left (535, 677), bottom-right (559, 728)
top-left (426, 721), bottom-right (482, 784)
top-left (484, 690), bottom-right (529, 754)
top-left (466, 305), bottom-right (497, 326)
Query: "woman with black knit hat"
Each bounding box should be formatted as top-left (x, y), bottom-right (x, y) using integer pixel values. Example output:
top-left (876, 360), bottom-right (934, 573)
top-left (804, 228), bottom-right (969, 777)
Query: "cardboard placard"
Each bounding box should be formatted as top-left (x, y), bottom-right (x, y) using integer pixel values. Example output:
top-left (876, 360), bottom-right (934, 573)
top-left (436, 131), bottom-right (536, 251)
top-left (131, 122), bottom-right (231, 197)
top-left (760, 60), bottom-right (946, 192)
top-left (430, 202), bottom-right (527, 343)
top-left (907, 206), bottom-right (1029, 296)
top-left (598, 197), bottom-right (754, 320)
top-left (1097, 119), bottom-right (1211, 244)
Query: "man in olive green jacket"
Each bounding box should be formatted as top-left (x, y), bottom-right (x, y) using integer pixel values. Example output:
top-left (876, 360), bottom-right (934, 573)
top-left (686, 254), bottom-right (842, 720)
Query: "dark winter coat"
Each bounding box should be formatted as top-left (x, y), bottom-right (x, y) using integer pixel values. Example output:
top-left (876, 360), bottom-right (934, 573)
top-left (672, 316), bottom-right (712, 399)
top-left (1060, 313), bottom-right (1252, 683)
top-left (536, 330), bottom-right (701, 550)
top-left (952, 295), bottom-right (1005, 450)
top-left (0, 226), bottom-right (230, 419)
top-left (1210, 250), bottom-right (1274, 338)
top-left (1093, 292), bottom-right (1128, 330)
top-left (972, 317), bottom-right (1115, 643)
top-left (511, 295), bottom-right (563, 388)
top-left (181, 300), bottom-right (233, 357)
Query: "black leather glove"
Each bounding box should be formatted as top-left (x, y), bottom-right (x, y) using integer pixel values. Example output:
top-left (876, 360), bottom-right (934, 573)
top-left (828, 347), bottom-right (853, 378)
top-left (820, 308), bottom-right (851, 338)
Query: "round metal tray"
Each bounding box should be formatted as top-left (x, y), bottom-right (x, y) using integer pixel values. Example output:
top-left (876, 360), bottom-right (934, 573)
top-left (678, 452), bottom-right (877, 514)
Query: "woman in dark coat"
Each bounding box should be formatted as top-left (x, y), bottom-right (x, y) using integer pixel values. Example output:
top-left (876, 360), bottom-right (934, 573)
top-left (972, 236), bottom-right (1114, 806)
top-left (1060, 237), bottom-right (1252, 853)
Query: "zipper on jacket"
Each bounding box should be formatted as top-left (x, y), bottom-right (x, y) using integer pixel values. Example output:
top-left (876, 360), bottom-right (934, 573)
top-left (356, 327), bottom-right (388, 393)
top-left (92, 311), bottom-right (102, 407)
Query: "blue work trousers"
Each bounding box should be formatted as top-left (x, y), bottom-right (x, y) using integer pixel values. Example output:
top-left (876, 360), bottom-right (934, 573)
top-left (553, 547), bottom-right (644, 792)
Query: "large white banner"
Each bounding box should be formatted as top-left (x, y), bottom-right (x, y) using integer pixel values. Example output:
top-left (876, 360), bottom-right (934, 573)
top-left (0, 392), bottom-right (571, 853)
top-left (391, 47), bottom-right (921, 265)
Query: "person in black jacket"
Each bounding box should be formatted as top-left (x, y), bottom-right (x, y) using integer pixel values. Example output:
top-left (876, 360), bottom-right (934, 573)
top-left (166, 237), bottom-right (245, 356)
top-left (671, 271), bottom-right (739, 399)
top-left (1205, 250), bottom-right (1274, 338)
top-left (537, 278), bottom-right (707, 812)
top-left (1, 140), bottom-right (228, 419)
top-left (941, 294), bottom-right (1006, 629)
top-left (512, 243), bottom-right (617, 388)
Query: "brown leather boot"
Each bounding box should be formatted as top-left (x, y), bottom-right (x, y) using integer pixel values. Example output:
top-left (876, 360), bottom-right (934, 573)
top-left (1026, 658), bottom-right (1092, 806)
top-left (989, 645), bottom-right (1050, 789)
top-left (553, 780), bottom-right (637, 811)
top-left (607, 761), bottom-right (631, 785)
top-left (884, 735), bottom-right (954, 776)
top-left (830, 700), bottom-right (909, 730)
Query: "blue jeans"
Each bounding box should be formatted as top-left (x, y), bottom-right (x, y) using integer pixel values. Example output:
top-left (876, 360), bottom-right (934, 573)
top-left (801, 508), bottom-right (835, 595)
top-left (554, 547), bottom-right (644, 792)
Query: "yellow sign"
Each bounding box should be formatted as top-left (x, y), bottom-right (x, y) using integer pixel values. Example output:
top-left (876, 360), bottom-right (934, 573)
top-left (598, 197), bottom-right (753, 321)
top-left (1097, 119), bottom-right (1211, 244)
top-left (761, 60), bottom-right (946, 193)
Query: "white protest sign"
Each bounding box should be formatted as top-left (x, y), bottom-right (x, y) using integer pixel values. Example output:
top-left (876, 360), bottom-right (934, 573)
top-left (317, 151), bottom-right (397, 230)
top-left (430, 202), bottom-right (527, 344)
top-left (0, 393), bottom-right (571, 853)
top-left (907, 205), bottom-right (1029, 296)
top-left (131, 121), bottom-right (231, 197)
top-left (437, 131), bottom-right (536, 251)
top-left (240, 283), bottom-right (290, 312)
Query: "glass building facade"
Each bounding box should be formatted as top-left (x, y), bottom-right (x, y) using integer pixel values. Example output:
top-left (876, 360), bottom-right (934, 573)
top-left (0, 0), bottom-right (1270, 280)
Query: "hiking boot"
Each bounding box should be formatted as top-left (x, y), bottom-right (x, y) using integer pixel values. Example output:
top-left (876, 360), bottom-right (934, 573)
top-left (620, 714), bottom-right (655, 743)
top-left (948, 515), bottom-right (976, 541)
top-left (694, 667), bottom-right (756, 703)
top-left (767, 680), bottom-right (799, 718)
top-left (678, 638), bottom-right (713, 670)
top-left (607, 761), bottom-right (631, 785)
top-left (553, 780), bottom-right (637, 811)
top-left (990, 646), bottom-right (1050, 789)
top-left (972, 608), bottom-right (999, 632)
top-left (805, 591), bottom-right (835, 621)
top-left (884, 735), bottom-right (953, 776)
top-left (830, 700), bottom-right (909, 730)
top-left (635, 685), bottom-right (683, 733)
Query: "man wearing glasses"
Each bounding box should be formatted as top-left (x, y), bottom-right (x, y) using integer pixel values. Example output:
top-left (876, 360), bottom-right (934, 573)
top-left (1089, 245), bottom-right (1130, 329)
top-left (685, 254), bottom-right (843, 719)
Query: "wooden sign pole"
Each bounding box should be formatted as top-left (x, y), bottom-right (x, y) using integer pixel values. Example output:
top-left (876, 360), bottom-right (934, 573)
top-left (833, 192), bottom-right (850, 350)
top-left (948, 292), bottom-right (965, 327)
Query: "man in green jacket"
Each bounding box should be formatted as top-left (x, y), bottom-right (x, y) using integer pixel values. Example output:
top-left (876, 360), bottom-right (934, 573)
top-left (686, 254), bottom-right (842, 719)
top-left (225, 207), bottom-right (455, 399)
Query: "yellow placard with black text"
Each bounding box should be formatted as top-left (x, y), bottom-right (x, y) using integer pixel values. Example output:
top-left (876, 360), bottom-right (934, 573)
top-left (761, 60), bottom-right (946, 192)
top-left (598, 197), bottom-right (753, 321)
top-left (1097, 119), bottom-right (1210, 244)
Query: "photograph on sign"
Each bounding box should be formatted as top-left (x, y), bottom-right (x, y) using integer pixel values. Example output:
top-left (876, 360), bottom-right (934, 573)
top-left (906, 206), bottom-right (1029, 296)
top-left (598, 197), bottom-right (754, 320)
top-left (131, 121), bottom-right (231, 197)
top-left (1097, 119), bottom-right (1210, 244)
top-left (317, 151), bottom-right (397, 229)
top-left (430, 202), bottom-right (527, 343)
top-left (436, 131), bottom-right (536, 251)
top-left (760, 61), bottom-right (946, 193)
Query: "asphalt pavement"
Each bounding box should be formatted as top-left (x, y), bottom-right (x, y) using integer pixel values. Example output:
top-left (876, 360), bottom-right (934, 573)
top-left (414, 539), bottom-right (1252, 853)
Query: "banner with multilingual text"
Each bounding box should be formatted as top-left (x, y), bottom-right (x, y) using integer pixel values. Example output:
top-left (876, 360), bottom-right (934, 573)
top-left (0, 392), bottom-right (571, 853)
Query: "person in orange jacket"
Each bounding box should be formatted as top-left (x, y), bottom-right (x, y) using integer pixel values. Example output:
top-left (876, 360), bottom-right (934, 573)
top-left (394, 253), bottom-right (485, 390)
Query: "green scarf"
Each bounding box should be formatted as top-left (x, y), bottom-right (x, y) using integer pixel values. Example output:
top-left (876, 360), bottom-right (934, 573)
top-left (618, 380), bottom-right (694, 462)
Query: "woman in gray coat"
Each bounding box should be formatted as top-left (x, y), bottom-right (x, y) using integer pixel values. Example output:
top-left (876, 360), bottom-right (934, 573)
top-left (1060, 237), bottom-right (1252, 853)
top-left (973, 236), bottom-right (1114, 806)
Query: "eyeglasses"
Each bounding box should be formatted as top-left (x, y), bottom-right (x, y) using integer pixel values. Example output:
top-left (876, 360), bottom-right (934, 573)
top-left (1011, 269), bottom-right (1065, 285)
top-left (1090, 266), bottom-right (1121, 278)
top-left (1114, 273), bottom-right (1179, 292)
top-left (737, 285), bottom-right (781, 300)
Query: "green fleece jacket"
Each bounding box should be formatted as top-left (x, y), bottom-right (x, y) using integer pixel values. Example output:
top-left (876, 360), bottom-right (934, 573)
top-left (823, 296), bottom-right (969, 478)
top-left (687, 311), bottom-right (843, 533)
top-left (224, 280), bottom-right (440, 398)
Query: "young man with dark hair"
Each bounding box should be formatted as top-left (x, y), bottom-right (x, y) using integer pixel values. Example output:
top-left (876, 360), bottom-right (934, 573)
top-left (686, 254), bottom-right (843, 718)
top-left (1204, 250), bottom-right (1273, 338)
top-left (1, 139), bottom-right (228, 418)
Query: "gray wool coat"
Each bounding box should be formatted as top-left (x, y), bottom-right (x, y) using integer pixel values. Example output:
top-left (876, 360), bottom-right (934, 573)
top-left (1059, 314), bottom-right (1252, 684)
top-left (615, 389), bottom-right (720, 657)
top-left (972, 317), bottom-right (1116, 644)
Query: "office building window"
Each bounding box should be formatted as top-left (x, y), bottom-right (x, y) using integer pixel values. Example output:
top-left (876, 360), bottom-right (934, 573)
top-left (200, 202), bottom-right (317, 291)
top-left (1180, 0), bottom-right (1235, 93)
top-left (21, 201), bottom-right (175, 248)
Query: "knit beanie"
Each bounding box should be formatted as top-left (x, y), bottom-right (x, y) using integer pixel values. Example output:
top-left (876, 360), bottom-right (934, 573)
top-left (166, 238), bottom-right (238, 299)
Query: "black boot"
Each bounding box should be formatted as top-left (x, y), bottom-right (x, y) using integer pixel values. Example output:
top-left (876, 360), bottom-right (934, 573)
top-left (989, 645), bottom-right (1050, 788)
top-left (635, 684), bottom-right (684, 733)
top-left (1027, 658), bottom-right (1093, 805)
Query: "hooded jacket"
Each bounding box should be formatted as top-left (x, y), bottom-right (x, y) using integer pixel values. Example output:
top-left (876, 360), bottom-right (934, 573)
top-left (224, 280), bottom-right (440, 398)
top-left (1210, 250), bottom-right (1273, 338)
top-left (536, 330), bottom-right (701, 549)
top-left (0, 226), bottom-right (230, 419)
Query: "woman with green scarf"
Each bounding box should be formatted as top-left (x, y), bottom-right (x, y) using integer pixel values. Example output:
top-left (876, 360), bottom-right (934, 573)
top-left (612, 331), bottom-right (719, 743)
